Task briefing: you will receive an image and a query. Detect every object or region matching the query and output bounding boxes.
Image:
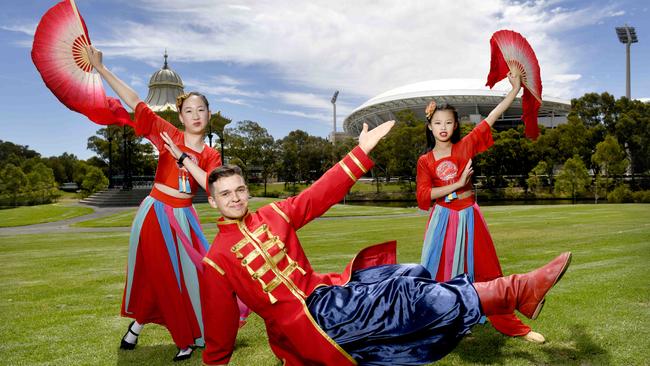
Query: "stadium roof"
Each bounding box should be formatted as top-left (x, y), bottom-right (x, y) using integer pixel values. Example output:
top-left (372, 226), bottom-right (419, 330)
top-left (343, 79), bottom-right (571, 136)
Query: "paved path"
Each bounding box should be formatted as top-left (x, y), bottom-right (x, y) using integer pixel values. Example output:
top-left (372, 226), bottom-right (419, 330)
top-left (0, 205), bottom-right (133, 236)
top-left (0, 203), bottom-right (424, 237)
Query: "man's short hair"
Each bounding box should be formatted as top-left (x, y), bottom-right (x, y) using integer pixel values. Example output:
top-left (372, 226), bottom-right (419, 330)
top-left (208, 165), bottom-right (244, 196)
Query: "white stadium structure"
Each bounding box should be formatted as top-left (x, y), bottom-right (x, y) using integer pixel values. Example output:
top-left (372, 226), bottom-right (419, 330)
top-left (343, 79), bottom-right (571, 136)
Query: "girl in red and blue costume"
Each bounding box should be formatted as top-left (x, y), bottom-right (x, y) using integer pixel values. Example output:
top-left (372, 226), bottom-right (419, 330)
top-left (85, 45), bottom-right (248, 361)
top-left (416, 72), bottom-right (545, 344)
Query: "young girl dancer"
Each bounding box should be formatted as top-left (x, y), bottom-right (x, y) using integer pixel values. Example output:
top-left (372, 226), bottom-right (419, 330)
top-left (416, 72), bottom-right (545, 343)
top-left (85, 45), bottom-right (225, 360)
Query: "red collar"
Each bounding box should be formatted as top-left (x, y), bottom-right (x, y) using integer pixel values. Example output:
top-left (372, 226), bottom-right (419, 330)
top-left (216, 211), bottom-right (252, 232)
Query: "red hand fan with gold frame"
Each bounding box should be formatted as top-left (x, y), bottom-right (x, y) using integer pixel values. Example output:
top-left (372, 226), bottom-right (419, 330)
top-left (32, 0), bottom-right (133, 127)
top-left (486, 30), bottom-right (542, 139)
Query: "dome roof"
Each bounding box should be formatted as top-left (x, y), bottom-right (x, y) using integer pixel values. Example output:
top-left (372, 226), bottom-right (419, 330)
top-left (145, 51), bottom-right (185, 112)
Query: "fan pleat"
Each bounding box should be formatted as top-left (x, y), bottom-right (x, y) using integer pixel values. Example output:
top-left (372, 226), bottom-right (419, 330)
top-left (32, 0), bottom-right (133, 127)
top-left (486, 30), bottom-right (542, 140)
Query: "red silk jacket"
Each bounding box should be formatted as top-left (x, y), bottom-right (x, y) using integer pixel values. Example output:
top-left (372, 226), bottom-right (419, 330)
top-left (201, 146), bottom-right (397, 365)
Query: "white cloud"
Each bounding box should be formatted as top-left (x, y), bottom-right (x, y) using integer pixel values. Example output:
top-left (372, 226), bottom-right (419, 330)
top-left (548, 74), bottom-right (582, 83)
top-left (1, 23), bottom-right (36, 36)
top-left (271, 91), bottom-right (330, 110)
top-left (269, 91), bottom-right (356, 117)
top-left (91, 0), bottom-right (622, 102)
top-left (217, 97), bottom-right (251, 106)
top-left (211, 75), bottom-right (246, 86)
top-left (227, 4), bottom-right (252, 11)
top-left (183, 77), bottom-right (264, 98)
top-left (269, 109), bottom-right (331, 124)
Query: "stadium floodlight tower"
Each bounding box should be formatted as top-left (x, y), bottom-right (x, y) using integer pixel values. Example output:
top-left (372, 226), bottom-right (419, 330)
top-left (331, 90), bottom-right (339, 143)
top-left (615, 24), bottom-right (638, 99)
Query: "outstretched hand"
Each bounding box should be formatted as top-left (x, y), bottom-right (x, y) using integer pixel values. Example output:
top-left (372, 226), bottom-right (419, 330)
top-left (160, 132), bottom-right (183, 160)
top-left (358, 121), bottom-right (395, 154)
top-left (84, 45), bottom-right (104, 70)
top-left (507, 70), bottom-right (522, 91)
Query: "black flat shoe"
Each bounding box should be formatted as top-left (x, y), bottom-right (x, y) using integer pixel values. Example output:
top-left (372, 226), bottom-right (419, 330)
top-left (173, 348), bottom-right (193, 362)
top-left (119, 321), bottom-right (139, 350)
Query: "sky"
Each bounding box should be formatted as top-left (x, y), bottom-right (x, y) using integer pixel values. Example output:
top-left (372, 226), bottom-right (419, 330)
top-left (1, 0), bottom-right (648, 159)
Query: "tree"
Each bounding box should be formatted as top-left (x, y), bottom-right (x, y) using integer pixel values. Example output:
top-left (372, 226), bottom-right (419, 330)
top-left (81, 165), bottom-right (109, 195)
top-left (593, 174), bottom-right (608, 204)
top-left (87, 126), bottom-right (157, 178)
top-left (208, 112), bottom-right (231, 157)
top-left (45, 152), bottom-right (80, 184)
top-left (613, 99), bottom-right (650, 176)
top-left (527, 161), bottom-right (550, 195)
top-left (26, 163), bottom-right (58, 204)
top-left (592, 135), bottom-right (629, 179)
top-left (570, 92), bottom-right (617, 131)
top-left (278, 130), bottom-right (306, 187)
top-left (0, 140), bottom-right (40, 162)
top-left (554, 155), bottom-right (591, 203)
top-left (0, 163), bottom-right (28, 206)
top-left (383, 120), bottom-right (425, 191)
top-left (479, 127), bottom-right (536, 189)
top-left (277, 130), bottom-right (333, 189)
top-left (532, 115), bottom-right (600, 174)
top-left (371, 110), bottom-right (426, 186)
top-left (225, 120), bottom-right (276, 195)
top-left (331, 136), bottom-right (358, 162)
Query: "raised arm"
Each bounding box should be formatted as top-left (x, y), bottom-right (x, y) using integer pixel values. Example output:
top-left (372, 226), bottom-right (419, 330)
top-left (485, 72), bottom-right (522, 127)
top-left (84, 45), bottom-right (142, 111)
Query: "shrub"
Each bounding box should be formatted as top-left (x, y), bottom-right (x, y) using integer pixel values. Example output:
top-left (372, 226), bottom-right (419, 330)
top-left (632, 190), bottom-right (650, 203)
top-left (607, 184), bottom-right (633, 203)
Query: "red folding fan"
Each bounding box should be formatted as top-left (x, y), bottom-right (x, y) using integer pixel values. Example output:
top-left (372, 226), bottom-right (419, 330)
top-left (486, 30), bottom-right (542, 139)
top-left (32, 0), bottom-right (133, 127)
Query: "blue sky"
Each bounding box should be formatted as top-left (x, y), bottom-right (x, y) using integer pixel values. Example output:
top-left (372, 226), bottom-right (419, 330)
top-left (1, 0), bottom-right (648, 159)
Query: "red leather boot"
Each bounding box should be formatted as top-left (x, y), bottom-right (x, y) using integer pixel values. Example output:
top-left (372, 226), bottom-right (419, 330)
top-left (474, 252), bottom-right (572, 320)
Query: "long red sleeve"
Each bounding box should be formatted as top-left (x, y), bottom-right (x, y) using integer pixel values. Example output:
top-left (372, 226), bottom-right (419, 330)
top-left (201, 259), bottom-right (239, 365)
top-left (416, 154), bottom-right (434, 211)
top-left (133, 102), bottom-right (183, 150)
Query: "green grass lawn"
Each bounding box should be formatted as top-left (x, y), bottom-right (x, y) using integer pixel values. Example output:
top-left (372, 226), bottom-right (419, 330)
top-left (0, 203), bottom-right (94, 227)
top-left (247, 181), bottom-right (411, 198)
top-left (1, 204), bottom-right (649, 365)
top-left (73, 198), bottom-right (417, 228)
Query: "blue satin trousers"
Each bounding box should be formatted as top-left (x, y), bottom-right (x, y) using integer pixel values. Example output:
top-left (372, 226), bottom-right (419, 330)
top-left (307, 264), bottom-right (482, 365)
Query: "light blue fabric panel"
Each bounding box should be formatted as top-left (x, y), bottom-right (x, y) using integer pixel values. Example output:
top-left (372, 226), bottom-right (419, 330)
top-left (421, 205), bottom-right (450, 277)
top-left (124, 196), bottom-right (155, 313)
top-left (153, 201), bottom-right (182, 290)
top-left (452, 209), bottom-right (468, 277)
top-left (175, 207), bottom-right (205, 346)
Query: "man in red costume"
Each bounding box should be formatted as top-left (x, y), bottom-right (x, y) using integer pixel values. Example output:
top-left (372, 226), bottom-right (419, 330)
top-left (198, 121), bottom-right (571, 366)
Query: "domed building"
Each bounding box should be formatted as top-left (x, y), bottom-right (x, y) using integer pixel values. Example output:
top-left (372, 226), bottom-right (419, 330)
top-left (343, 79), bottom-right (571, 136)
top-left (145, 50), bottom-right (185, 112)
